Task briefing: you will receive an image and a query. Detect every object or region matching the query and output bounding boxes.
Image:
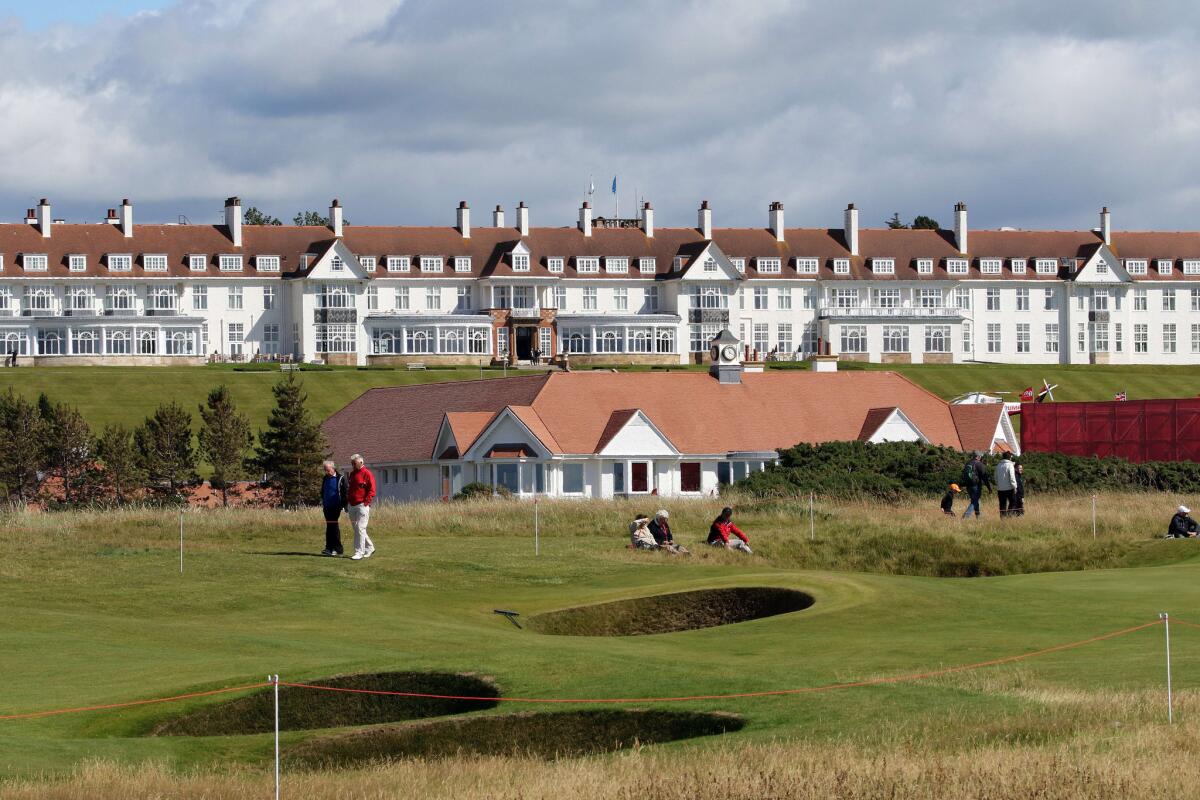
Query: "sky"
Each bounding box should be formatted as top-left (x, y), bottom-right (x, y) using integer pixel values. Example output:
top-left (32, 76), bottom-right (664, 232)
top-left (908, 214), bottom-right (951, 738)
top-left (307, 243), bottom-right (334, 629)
top-left (0, 0), bottom-right (1197, 232)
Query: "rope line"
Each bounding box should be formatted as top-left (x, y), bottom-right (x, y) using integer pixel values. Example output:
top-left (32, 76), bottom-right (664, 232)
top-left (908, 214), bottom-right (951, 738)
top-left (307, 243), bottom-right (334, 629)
top-left (1170, 618), bottom-right (1200, 630)
top-left (0, 682), bottom-right (271, 721)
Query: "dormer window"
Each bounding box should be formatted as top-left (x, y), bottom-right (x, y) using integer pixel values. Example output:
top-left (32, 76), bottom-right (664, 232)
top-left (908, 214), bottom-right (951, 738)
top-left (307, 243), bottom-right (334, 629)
top-left (946, 258), bottom-right (969, 275)
top-left (144, 254), bottom-right (168, 272)
top-left (833, 258), bottom-right (850, 275)
top-left (257, 255), bottom-right (280, 272)
top-left (359, 256), bottom-right (376, 272)
top-left (606, 257), bottom-right (628, 274)
top-left (638, 257), bottom-right (656, 274)
top-left (454, 256), bottom-right (471, 273)
top-left (1011, 258), bottom-right (1027, 274)
top-left (1036, 258), bottom-right (1057, 275)
top-left (916, 258), bottom-right (933, 275)
top-left (547, 257), bottom-right (564, 273)
top-left (218, 255), bottom-right (243, 272)
top-left (108, 254), bottom-right (133, 272)
top-left (703, 256), bottom-right (718, 273)
top-left (69, 255), bottom-right (87, 272)
top-left (1125, 259), bottom-right (1147, 275)
top-left (980, 258), bottom-right (1002, 275)
top-left (730, 258), bottom-right (745, 273)
top-left (795, 258), bottom-right (818, 275)
top-left (420, 256), bottom-right (443, 273)
top-left (872, 258), bottom-right (894, 275)
top-left (576, 257), bottom-right (599, 274)
top-left (1184, 260), bottom-right (1200, 276)
top-left (673, 257), bottom-right (684, 271)
top-left (189, 254), bottom-right (207, 272)
top-left (387, 256), bottom-right (410, 273)
top-left (1158, 259), bottom-right (1174, 275)
top-left (24, 254), bottom-right (48, 272)
top-left (757, 257), bottom-right (782, 274)
top-left (330, 255), bottom-right (344, 271)
top-left (512, 254), bottom-right (530, 272)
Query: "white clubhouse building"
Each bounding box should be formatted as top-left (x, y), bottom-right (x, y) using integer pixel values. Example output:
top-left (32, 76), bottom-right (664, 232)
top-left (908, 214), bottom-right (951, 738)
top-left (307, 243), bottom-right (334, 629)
top-left (1, 196), bottom-right (1199, 366)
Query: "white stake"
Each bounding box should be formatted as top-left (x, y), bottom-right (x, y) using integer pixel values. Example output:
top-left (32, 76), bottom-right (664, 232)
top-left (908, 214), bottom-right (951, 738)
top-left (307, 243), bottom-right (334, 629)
top-left (534, 498), bottom-right (540, 556)
top-left (1161, 613), bottom-right (1174, 724)
top-left (1091, 494), bottom-right (1097, 540)
top-left (809, 492), bottom-right (815, 541)
top-left (179, 509), bottom-right (184, 574)
top-left (271, 673), bottom-right (281, 799)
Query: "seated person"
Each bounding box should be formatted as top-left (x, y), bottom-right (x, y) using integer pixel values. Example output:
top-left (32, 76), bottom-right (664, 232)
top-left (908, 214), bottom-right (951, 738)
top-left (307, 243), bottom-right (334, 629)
top-left (707, 507), bottom-right (752, 554)
top-left (630, 514), bottom-right (658, 549)
top-left (941, 483), bottom-right (961, 516)
top-left (1167, 505), bottom-right (1199, 538)
top-left (649, 509), bottom-right (689, 555)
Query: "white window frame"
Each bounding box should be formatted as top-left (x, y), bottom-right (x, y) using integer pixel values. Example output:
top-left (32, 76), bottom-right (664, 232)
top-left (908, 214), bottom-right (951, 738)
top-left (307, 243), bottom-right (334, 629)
top-left (1035, 258), bottom-right (1058, 275)
top-left (946, 258), bottom-right (968, 275)
top-left (872, 258), bottom-right (894, 275)
top-left (605, 257), bottom-right (629, 274)
top-left (420, 256), bottom-right (443, 273)
top-left (1010, 258), bottom-right (1027, 275)
top-left (228, 285), bottom-right (244, 310)
top-left (218, 255), bottom-right (242, 272)
top-left (454, 256), bottom-right (472, 273)
top-left (359, 256), bottom-right (376, 273)
top-left (1158, 259), bottom-right (1174, 275)
top-left (833, 258), bottom-right (850, 275)
top-left (916, 258), bottom-right (933, 275)
top-left (256, 255), bottom-right (280, 273)
top-left (1183, 260), bottom-right (1200, 276)
top-left (576, 257), bottom-right (600, 274)
top-left (777, 287), bottom-right (792, 310)
top-left (756, 257), bottom-right (782, 274)
top-left (730, 258), bottom-right (746, 273)
top-left (1016, 287), bottom-right (1029, 311)
top-left (547, 257), bottom-right (564, 274)
top-left (1124, 259), bottom-right (1147, 275)
top-left (68, 254), bottom-right (87, 272)
top-left (512, 253), bottom-right (530, 272)
top-left (638, 257), bottom-right (656, 274)
top-left (980, 258), bottom-right (1002, 275)
top-left (795, 257), bottom-right (819, 275)
top-left (108, 254), bottom-right (132, 272)
top-left (387, 256), bottom-right (410, 273)
top-left (189, 254), bottom-right (207, 272)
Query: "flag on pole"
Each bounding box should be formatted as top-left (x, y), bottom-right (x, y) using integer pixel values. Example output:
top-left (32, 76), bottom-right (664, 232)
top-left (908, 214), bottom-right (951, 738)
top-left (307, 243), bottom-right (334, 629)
top-left (588, 176), bottom-right (595, 196)
top-left (1020, 387), bottom-right (1034, 402)
top-left (1115, 390), bottom-right (1127, 401)
top-left (611, 176), bottom-right (617, 194)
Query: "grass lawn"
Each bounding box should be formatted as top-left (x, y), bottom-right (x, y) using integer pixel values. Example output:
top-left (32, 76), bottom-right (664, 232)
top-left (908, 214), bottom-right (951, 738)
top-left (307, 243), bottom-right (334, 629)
top-left (3, 494), bottom-right (1200, 798)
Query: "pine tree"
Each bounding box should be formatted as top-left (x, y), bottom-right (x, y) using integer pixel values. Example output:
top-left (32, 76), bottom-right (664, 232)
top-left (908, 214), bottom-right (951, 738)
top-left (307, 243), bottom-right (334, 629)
top-left (886, 212), bottom-right (908, 229)
top-left (135, 402), bottom-right (198, 496)
top-left (197, 385), bottom-right (253, 507)
top-left (254, 374), bottom-right (328, 507)
top-left (0, 389), bottom-right (47, 503)
top-left (41, 400), bottom-right (95, 504)
top-left (95, 424), bottom-right (146, 505)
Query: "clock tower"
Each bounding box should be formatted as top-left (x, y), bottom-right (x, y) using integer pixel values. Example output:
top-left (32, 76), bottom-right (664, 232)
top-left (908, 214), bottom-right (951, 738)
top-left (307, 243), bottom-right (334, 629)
top-left (708, 328), bottom-right (743, 384)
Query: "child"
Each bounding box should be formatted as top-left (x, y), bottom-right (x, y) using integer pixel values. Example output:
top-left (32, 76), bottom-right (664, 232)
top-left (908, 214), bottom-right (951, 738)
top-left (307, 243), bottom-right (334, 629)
top-left (941, 483), bottom-right (961, 516)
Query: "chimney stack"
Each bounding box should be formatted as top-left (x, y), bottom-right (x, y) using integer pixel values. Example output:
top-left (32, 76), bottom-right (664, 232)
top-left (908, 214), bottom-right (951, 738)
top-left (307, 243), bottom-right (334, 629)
top-left (843, 203), bottom-right (859, 256)
top-left (641, 201), bottom-right (654, 238)
top-left (120, 198), bottom-right (133, 238)
top-left (579, 201), bottom-right (592, 236)
top-left (492, 204), bottom-right (505, 228)
top-left (1100, 206), bottom-right (1111, 246)
top-left (954, 202), bottom-right (968, 253)
top-left (224, 196), bottom-right (243, 247)
top-left (456, 201), bottom-right (470, 238)
top-left (329, 199), bottom-right (343, 237)
top-left (106, 208), bottom-right (119, 225)
top-left (516, 201), bottom-right (529, 237)
top-left (698, 200), bottom-right (712, 239)
top-left (37, 198), bottom-right (51, 238)
top-left (25, 208), bottom-right (36, 225)
top-left (769, 201), bottom-right (785, 242)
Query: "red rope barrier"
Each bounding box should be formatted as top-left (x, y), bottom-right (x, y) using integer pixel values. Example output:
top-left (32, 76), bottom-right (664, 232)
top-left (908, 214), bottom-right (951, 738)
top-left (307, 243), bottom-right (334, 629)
top-left (1170, 618), bottom-right (1200, 630)
top-left (0, 682), bottom-right (271, 721)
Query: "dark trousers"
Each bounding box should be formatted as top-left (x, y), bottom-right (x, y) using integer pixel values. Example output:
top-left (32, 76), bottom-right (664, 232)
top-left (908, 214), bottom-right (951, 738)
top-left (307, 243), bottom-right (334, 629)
top-left (998, 489), bottom-right (1015, 516)
top-left (962, 486), bottom-right (982, 517)
top-left (323, 507), bottom-right (344, 553)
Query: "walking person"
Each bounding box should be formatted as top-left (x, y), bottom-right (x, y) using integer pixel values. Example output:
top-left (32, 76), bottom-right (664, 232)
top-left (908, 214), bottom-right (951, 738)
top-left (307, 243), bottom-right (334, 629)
top-left (708, 507), bottom-right (752, 554)
top-left (1010, 463), bottom-right (1026, 516)
top-left (347, 454), bottom-right (377, 560)
top-left (995, 452), bottom-right (1017, 517)
top-left (960, 454), bottom-right (989, 519)
top-left (320, 460), bottom-right (347, 556)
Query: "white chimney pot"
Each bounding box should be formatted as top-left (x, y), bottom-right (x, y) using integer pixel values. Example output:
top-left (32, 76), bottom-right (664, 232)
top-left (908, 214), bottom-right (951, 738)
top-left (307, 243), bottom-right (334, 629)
top-left (843, 203), bottom-right (859, 256)
top-left (698, 201), bottom-right (712, 239)
top-left (641, 201), bottom-right (654, 238)
top-left (516, 202), bottom-right (529, 237)
top-left (37, 199), bottom-right (51, 238)
top-left (579, 202), bottom-right (592, 236)
top-left (120, 199), bottom-right (133, 238)
top-left (225, 197), bottom-right (243, 247)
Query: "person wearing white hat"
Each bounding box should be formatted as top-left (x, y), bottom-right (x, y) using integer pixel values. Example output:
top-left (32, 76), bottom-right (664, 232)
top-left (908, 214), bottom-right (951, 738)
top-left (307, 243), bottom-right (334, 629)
top-left (1167, 505), bottom-right (1198, 538)
top-left (649, 509), bottom-right (689, 555)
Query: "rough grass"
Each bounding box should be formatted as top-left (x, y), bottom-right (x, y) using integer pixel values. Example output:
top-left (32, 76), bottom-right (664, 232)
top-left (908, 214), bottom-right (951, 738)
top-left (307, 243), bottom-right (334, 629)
top-left (286, 710), bottom-right (745, 767)
top-left (527, 587), bottom-right (814, 636)
top-left (151, 673), bottom-right (499, 737)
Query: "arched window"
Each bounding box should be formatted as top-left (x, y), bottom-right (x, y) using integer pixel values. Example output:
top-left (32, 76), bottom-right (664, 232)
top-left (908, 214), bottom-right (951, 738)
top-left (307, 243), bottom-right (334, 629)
top-left (139, 330), bottom-right (157, 354)
top-left (468, 329), bottom-right (489, 354)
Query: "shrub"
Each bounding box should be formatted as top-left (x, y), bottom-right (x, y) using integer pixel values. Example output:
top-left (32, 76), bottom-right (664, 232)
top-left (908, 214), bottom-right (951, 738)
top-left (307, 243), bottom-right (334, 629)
top-left (454, 482), bottom-right (510, 500)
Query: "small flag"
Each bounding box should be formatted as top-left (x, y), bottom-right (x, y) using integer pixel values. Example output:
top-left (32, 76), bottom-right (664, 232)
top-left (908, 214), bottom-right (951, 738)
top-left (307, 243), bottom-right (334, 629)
top-left (1020, 387), bottom-right (1034, 402)
top-left (588, 176), bottom-right (595, 196)
top-left (1115, 391), bottom-right (1127, 401)
top-left (611, 176), bottom-right (617, 194)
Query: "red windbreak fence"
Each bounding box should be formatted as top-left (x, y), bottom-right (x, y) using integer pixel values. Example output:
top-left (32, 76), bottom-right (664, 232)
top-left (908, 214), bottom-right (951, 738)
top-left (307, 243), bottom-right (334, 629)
top-left (1020, 399), bottom-right (1200, 462)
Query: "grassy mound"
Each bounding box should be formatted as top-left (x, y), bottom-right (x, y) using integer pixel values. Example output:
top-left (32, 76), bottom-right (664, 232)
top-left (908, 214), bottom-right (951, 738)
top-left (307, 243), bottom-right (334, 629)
top-left (527, 587), bottom-right (814, 636)
top-left (151, 672), bottom-right (499, 736)
top-left (286, 709), bottom-right (744, 766)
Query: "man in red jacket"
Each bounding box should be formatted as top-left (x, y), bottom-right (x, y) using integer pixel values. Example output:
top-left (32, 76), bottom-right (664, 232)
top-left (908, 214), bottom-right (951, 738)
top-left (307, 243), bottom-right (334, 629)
top-left (347, 453), bottom-right (377, 560)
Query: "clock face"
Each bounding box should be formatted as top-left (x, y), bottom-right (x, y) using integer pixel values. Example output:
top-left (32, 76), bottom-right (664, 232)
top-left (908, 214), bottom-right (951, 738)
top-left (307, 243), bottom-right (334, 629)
top-left (721, 345), bottom-right (737, 361)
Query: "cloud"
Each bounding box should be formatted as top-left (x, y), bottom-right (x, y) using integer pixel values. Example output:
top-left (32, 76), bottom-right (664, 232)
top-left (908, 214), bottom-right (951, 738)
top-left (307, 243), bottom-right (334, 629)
top-left (0, 0), bottom-right (1196, 231)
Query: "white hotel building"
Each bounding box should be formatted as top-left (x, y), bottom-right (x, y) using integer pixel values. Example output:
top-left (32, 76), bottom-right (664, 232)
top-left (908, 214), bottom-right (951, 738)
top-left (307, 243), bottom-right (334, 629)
top-left (1, 196), bottom-right (1198, 366)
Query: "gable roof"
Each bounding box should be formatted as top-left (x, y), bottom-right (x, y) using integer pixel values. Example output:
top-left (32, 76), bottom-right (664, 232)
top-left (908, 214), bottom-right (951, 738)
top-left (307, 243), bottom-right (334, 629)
top-left (858, 407), bottom-right (900, 441)
top-left (950, 404), bottom-right (1007, 453)
top-left (594, 409), bottom-right (640, 453)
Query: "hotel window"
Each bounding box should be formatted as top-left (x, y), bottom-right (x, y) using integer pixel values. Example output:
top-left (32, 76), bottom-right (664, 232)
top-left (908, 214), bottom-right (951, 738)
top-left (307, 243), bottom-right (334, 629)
top-left (1134, 324), bottom-right (1148, 353)
top-left (263, 285), bottom-right (276, 310)
top-left (614, 287), bottom-right (628, 311)
top-left (925, 325), bottom-right (950, 353)
top-left (1193, 324), bottom-right (1200, 354)
top-left (359, 256), bottom-right (376, 272)
top-left (547, 257), bottom-right (564, 273)
top-left (395, 286), bottom-right (410, 310)
top-left (69, 255), bottom-right (87, 272)
top-left (552, 286), bottom-right (567, 310)
top-left (702, 256), bottom-right (718, 273)
top-left (777, 323), bottom-right (792, 352)
top-left (261, 324), bottom-right (280, 355)
top-left (753, 287), bottom-right (769, 310)
top-left (1163, 288), bottom-right (1176, 311)
top-left (832, 288), bottom-right (859, 308)
top-left (1093, 288), bottom-right (1109, 311)
top-left (1044, 287), bottom-right (1057, 310)
top-left (833, 258), bottom-right (851, 275)
top-left (1164, 323), bottom-right (1177, 353)
top-left (1192, 288), bottom-right (1200, 311)
top-left (1134, 288), bottom-right (1147, 310)
top-left (256, 255), bottom-right (280, 272)
top-left (189, 254), bottom-right (207, 272)
top-left (1076, 323), bottom-right (1086, 353)
top-left (730, 258), bottom-right (746, 273)
top-left (679, 462), bottom-right (701, 493)
top-left (577, 257), bottom-right (599, 274)
top-left (757, 257), bottom-right (782, 274)
top-left (387, 256), bottom-right (410, 273)
top-left (1096, 260), bottom-right (1109, 274)
top-left (108, 254), bottom-right (132, 272)
top-left (980, 258), bottom-right (1002, 275)
top-left (1011, 258), bottom-right (1027, 274)
top-left (953, 286), bottom-right (970, 309)
top-left (986, 288), bottom-right (1000, 311)
top-left (218, 255), bottom-right (242, 272)
top-left (1045, 323), bottom-right (1059, 353)
top-left (840, 325), bottom-right (866, 353)
top-left (918, 288), bottom-right (942, 308)
top-left (638, 257), bottom-right (656, 274)
top-left (1158, 259), bottom-right (1174, 275)
top-left (872, 258), bottom-right (894, 275)
top-left (795, 257), bottom-right (818, 275)
top-left (916, 258), bottom-right (933, 275)
top-left (1115, 322), bottom-right (1123, 353)
top-left (640, 286), bottom-right (657, 312)
top-left (366, 285), bottom-right (378, 310)
top-left (606, 257), bottom-right (629, 274)
top-left (753, 323), bottom-right (769, 352)
top-left (1016, 323), bottom-right (1030, 353)
top-left (873, 288), bottom-right (900, 308)
top-left (454, 256), bottom-right (471, 273)
top-left (1035, 258), bottom-right (1057, 275)
top-left (192, 285), bottom-right (207, 310)
top-left (1184, 260), bottom-right (1200, 276)
top-left (227, 323), bottom-right (243, 357)
top-left (803, 288), bottom-right (816, 309)
top-left (425, 287), bottom-right (441, 310)
top-left (946, 258), bottom-right (968, 275)
top-left (962, 321), bottom-right (972, 353)
top-left (1091, 323), bottom-right (1109, 353)
top-left (777, 287), bottom-right (792, 310)
top-left (456, 286), bottom-right (472, 311)
top-left (1125, 259), bottom-right (1147, 275)
top-left (986, 323), bottom-right (1001, 353)
top-left (420, 256), bottom-right (443, 273)
top-left (228, 286), bottom-right (243, 310)
top-left (583, 286), bottom-right (598, 310)
top-left (1016, 287), bottom-right (1029, 311)
top-left (882, 325), bottom-right (908, 353)
top-left (561, 463), bottom-right (584, 494)
top-left (512, 254), bottom-right (530, 272)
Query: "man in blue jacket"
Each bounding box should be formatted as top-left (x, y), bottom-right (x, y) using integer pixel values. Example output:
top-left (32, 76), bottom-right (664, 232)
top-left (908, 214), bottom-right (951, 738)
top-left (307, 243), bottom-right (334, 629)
top-left (320, 460), bottom-right (348, 556)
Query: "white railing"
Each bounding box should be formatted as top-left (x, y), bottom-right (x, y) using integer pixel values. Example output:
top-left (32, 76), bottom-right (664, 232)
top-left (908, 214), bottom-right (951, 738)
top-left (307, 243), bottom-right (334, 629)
top-left (819, 306), bottom-right (961, 318)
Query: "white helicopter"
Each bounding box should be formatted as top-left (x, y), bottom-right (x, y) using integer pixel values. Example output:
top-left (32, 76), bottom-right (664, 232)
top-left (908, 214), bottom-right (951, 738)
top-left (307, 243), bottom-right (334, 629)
top-left (950, 380), bottom-right (1058, 415)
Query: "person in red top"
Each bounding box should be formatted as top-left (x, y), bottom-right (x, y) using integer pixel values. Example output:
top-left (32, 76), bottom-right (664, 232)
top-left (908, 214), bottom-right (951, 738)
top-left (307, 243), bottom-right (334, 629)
top-left (707, 507), bottom-right (752, 554)
top-left (347, 453), bottom-right (377, 561)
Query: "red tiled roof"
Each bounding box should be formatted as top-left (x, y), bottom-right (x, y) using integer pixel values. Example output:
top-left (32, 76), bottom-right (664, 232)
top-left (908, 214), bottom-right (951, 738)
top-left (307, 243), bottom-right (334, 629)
top-left (949, 404), bottom-right (1005, 454)
top-left (594, 409), bottom-right (641, 453)
top-left (857, 407), bottom-right (900, 441)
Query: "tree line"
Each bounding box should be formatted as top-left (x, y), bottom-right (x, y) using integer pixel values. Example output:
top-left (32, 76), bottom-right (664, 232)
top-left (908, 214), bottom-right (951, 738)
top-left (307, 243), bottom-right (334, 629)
top-left (0, 374), bottom-right (327, 508)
